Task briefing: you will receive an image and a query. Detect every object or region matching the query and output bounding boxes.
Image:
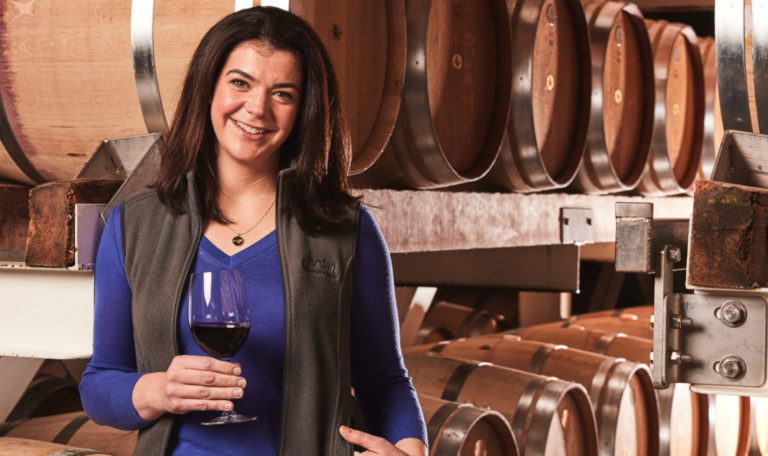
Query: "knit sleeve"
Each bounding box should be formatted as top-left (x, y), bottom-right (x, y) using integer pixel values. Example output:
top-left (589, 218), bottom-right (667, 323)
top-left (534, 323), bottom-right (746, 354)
top-left (78, 205), bottom-right (154, 430)
top-left (350, 205), bottom-right (428, 445)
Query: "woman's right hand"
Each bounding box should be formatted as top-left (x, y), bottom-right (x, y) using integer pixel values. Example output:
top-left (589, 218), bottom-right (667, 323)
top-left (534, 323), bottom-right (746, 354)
top-left (132, 355), bottom-right (246, 421)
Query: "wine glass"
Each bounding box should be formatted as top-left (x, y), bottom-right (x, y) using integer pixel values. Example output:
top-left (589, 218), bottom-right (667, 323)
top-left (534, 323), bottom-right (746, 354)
top-left (188, 269), bottom-right (257, 425)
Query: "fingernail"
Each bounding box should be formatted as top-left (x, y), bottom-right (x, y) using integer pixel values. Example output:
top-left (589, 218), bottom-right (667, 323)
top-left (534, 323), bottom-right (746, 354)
top-left (224, 402), bottom-right (233, 411)
top-left (232, 389), bottom-right (243, 398)
top-left (236, 379), bottom-right (245, 387)
top-left (339, 425), bottom-right (349, 432)
top-left (233, 367), bottom-right (242, 376)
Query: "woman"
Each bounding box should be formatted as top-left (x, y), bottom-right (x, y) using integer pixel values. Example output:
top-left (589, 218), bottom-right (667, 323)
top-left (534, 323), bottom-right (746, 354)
top-left (79, 6), bottom-right (427, 456)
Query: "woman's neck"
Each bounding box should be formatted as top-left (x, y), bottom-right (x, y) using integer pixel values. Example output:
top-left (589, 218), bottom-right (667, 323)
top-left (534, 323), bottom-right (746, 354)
top-left (215, 154), bottom-right (279, 204)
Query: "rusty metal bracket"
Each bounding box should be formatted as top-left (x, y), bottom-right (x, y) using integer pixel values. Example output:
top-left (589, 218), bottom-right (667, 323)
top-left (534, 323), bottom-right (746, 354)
top-left (651, 246), bottom-right (767, 388)
top-left (615, 202), bottom-right (688, 273)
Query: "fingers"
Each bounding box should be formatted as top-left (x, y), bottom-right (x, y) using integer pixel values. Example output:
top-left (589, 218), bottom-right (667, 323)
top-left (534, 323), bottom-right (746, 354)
top-left (340, 426), bottom-right (403, 455)
top-left (172, 355), bottom-right (242, 376)
top-left (163, 355), bottom-right (247, 414)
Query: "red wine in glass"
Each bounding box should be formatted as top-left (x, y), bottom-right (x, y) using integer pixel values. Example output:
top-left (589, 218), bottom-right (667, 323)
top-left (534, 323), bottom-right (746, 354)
top-left (188, 269), bottom-right (257, 425)
top-left (191, 323), bottom-right (250, 359)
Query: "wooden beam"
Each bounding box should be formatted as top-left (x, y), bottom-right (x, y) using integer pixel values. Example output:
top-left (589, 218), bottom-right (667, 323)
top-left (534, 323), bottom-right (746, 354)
top-left (688, 180), bottom-right (768, 288)
top-left (25, 179), bottom-right (120, 268)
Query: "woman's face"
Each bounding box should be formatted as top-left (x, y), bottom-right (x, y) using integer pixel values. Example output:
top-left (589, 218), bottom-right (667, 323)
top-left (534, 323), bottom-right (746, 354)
top-left (210, 41), bottom-right (302, 170)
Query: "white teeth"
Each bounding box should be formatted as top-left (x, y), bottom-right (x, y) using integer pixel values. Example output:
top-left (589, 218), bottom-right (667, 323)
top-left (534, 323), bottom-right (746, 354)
top-left (235, 120), bottom-right (267, 135)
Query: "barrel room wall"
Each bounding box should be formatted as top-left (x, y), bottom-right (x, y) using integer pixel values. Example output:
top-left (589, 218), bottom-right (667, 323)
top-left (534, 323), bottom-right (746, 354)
top-left (4, 0), bottom-right (768, 455)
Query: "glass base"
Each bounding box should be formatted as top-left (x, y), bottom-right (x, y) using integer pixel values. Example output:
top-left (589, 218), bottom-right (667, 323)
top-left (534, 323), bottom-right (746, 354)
top-left (201, 410), bottom-right (258, 426)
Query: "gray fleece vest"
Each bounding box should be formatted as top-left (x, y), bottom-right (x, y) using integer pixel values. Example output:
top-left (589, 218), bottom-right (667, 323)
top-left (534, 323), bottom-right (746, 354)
top-left (120, 168), bottom-right (360, 455)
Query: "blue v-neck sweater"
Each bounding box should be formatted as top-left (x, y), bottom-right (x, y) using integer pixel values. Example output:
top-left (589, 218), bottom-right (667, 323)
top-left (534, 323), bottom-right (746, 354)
top-left (79, 204), bottom-right (427, 455)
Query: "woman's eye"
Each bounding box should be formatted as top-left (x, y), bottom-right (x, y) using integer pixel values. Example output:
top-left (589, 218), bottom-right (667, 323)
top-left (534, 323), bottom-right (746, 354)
top-left (274, 90), bottom-right (295, 101)
top-left (230, 79), bottom-right (249, 89)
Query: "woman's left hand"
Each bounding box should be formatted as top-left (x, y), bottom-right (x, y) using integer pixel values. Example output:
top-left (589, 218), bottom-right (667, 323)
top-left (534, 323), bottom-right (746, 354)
top-left (339, 426), bottom-right (427, 456)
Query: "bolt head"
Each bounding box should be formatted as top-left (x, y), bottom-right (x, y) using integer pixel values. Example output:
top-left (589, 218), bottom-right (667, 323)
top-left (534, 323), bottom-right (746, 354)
top-left (718, 355), bottom-right (746, 380)
top-left (722, 302), bottom-right (745, 324)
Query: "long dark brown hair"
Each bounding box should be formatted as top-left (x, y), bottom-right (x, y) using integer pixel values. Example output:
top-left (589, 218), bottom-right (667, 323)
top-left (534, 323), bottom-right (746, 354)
top-left (154, 6), bottom-right (358, 232)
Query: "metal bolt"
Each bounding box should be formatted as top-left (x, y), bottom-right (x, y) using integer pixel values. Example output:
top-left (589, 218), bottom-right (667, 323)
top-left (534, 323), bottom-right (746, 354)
top-left (720, 301), bottom-right (746, 326)
top-left (670, 314), bottom-right (693, 329)
top-left (717, 355), bottom-right (746, 380)
top-left (649, 314), bottom-right (654, 328)
top-left (669, 248), bottom-right (681, 263)
top-left (669, 350), bottom-right (692, 365)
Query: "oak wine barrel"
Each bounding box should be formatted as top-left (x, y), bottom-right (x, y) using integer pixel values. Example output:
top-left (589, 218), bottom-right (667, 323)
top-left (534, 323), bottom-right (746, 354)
top-left (289, 0), bottom-right (406, 174)
top-left (483, 0), bottom-right (591, 192)
top-left (0, 412), bottom-right (136, 456)
top-left (749, 396), bottom-right (768, 455)
top-left (432, 288), bottom-right (519, 326)
top-left (561, 313), bottom-right (654, 339)
top-left (562, 307), bottom-right (754, 456)
top-left (572, 1), bottom-right (654, 194)
top-left (698, 394), bottom-right (751, 456)
top-left (352, 0), bottom-right (513, 189)
top-left (511, 324), bottom-right (703, 456)
top-left (0, 437), bottom-right (111, 456)
top-left (636, 19), bottom-right (704, 196)
top-left (6, 374), bottom-right (82, 422)
top-left (404, 353), bottom-right (599, 456)
top-left (405, 334), bottom-right (659, 456)
top-left (421, 301), bottom-right (506, 339)
top-left (0, 1), bottom-right (405, 185)
top-left (411, 322), bottom-right (454, 347)
top-left (418, 395), bottom-right (519, 456)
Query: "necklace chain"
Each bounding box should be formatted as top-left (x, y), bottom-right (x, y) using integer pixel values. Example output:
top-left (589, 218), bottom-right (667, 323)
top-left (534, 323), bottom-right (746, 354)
top-left (224, 199), bottom-right (275, 246)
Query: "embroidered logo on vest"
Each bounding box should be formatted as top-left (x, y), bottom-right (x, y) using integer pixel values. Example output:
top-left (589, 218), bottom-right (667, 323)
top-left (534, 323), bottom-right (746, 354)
top-left (302, 256), bottom-right (337, 278)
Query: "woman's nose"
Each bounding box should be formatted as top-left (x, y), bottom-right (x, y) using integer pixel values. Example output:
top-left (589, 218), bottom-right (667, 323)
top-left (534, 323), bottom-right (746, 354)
top-left (244, 91), bottom-right (269, 117)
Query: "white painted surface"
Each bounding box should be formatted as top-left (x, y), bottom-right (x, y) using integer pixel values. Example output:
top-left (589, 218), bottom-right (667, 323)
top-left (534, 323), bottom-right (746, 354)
top-left (260, 0), bottom-right (289, 10)
top-left (235, 0), bottom-right (255, 11)
top-left (0, 268), bottom-right (94, 359)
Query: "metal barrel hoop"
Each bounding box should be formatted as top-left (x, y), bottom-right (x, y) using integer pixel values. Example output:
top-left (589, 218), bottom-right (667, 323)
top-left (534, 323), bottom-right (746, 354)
top-left (699, 37), bottom-right (717, 180)
top-left (0, 97), bottom-right (45, 184)
top-left (131, 0), bottom-right (169, 134)
top-left (430, 403), bottom-right (518, 455)
top-left (751, 0), bottom-right (768, 133)
top-left (716, 0), bottom-right (752, 132)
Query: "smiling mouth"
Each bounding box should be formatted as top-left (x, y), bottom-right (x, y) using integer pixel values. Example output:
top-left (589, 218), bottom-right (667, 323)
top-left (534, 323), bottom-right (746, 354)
top-left (234, 119), bottom-right (270, 135)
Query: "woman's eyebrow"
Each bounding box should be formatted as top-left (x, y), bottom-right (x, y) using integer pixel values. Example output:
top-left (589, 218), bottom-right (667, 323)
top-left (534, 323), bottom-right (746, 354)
top-left (225, 69), bottom-right (299, 92)
top-left (225, 69), bottom-right (255, 81)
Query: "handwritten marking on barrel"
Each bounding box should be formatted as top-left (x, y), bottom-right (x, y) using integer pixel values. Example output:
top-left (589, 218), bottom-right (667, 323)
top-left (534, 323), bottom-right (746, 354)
top-left (615, 26), bottom-right (624, 47)
top-left (8, 0), bottom-right (38, 25)
top-left (546, 3), bottom-right (557, 26)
